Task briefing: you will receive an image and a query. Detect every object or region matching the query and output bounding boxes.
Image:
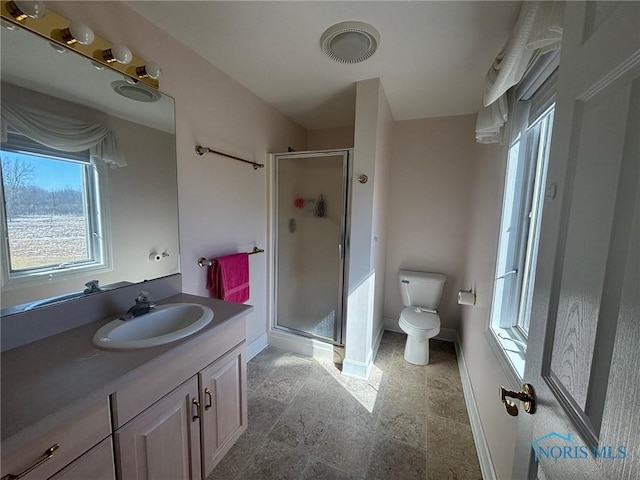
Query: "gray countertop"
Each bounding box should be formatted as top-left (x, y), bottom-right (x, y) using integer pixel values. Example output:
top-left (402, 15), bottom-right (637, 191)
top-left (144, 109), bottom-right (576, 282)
top-left (1, 293), bottom-right (252, 450)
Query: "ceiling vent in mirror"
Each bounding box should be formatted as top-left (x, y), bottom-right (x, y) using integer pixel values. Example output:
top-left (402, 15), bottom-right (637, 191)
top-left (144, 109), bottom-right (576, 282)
top-left (320, 21), bottom-right (380, 64)
top-left (111, 81), bottom-right (160, 103)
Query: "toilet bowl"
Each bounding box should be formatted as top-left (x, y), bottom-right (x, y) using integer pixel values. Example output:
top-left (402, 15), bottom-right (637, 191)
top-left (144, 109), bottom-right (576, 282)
top-left (397, 270), bottom-right (447, 365)
top-left (399, 307), bottom-right (441, 365)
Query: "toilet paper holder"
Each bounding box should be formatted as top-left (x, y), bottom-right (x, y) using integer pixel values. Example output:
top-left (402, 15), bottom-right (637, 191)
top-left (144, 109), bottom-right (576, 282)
top-left (458, 289), bottom-right (476, 306)
top-left (149, 252), bottom-right (170, 262)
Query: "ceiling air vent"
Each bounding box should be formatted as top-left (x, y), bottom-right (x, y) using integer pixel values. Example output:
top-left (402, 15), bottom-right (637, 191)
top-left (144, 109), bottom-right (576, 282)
top-left (320, 21), bottom-right (380, 64)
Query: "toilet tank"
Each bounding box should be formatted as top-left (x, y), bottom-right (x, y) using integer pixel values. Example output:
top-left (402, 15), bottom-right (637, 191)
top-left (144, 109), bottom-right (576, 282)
top-left (399, 270), bottom-right (447, 309)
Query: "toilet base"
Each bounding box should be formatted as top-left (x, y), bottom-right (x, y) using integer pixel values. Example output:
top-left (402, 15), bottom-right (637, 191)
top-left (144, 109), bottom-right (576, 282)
top-left (403, 335), bottom-right (431, 365)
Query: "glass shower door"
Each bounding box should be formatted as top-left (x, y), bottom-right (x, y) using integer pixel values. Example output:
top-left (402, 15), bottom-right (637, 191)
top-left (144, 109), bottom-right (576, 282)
top-left (274, 151), bottom-right (349, 345)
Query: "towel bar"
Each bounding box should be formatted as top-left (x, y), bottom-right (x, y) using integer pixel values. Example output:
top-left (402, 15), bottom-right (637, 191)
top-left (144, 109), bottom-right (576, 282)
top-left (198, 247), bottom-right (264, 267)
top-left (195, 145), bottom-right (264, 170)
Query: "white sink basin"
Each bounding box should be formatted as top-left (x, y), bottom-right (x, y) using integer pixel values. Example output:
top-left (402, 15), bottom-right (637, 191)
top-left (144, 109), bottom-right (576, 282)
top-left (93, 303), bottom-right (214, 350)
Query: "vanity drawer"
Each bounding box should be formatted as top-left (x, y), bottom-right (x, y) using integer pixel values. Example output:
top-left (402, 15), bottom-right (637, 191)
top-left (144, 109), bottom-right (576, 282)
top-left (110, 317), bottom-right (245, 428)
top-left (0, 399), bottom-right (111, 480)
top-left (49, 437), bottom-right (115, 480)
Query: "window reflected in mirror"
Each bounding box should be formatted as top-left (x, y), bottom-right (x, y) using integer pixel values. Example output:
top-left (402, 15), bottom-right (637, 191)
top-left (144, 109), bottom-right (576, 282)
top-left (1, 130), bottom-right (108, 280)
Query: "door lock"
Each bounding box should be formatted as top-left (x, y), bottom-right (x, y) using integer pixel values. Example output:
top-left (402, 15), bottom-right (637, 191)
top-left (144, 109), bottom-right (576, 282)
top-left (499, 383), bottom-right (536, 416)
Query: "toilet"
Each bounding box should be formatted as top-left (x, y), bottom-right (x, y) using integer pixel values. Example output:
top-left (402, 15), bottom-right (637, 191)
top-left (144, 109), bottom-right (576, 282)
top-left (398, 270), bottom-right (447, 365)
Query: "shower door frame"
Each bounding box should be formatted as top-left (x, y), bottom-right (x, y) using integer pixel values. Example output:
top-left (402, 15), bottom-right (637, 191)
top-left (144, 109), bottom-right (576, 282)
top-left (271, 149), bottom-right (352, 347)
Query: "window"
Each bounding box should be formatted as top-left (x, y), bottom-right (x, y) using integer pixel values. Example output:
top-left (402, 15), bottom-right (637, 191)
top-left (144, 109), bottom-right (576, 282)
top-left (488, 66), bottom-right (557, 380)
top-left (0, 129), bottom-right (108, 286)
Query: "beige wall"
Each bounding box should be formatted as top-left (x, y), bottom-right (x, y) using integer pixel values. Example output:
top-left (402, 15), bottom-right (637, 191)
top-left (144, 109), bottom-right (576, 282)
top-left (307, 126), bottom-right (354, 150)
top-left (53, 1), bottom-right (307, 347)
top-left (460, 141), bottom-right (518, 480)
top-left (384, 115), bottom-right (475, 331)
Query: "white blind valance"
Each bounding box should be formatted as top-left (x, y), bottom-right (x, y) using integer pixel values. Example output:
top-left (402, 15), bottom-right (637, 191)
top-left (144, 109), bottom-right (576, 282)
top-left (0, 102), bottom-right (126, 167)
top-left (475, 1), bottom-right (563, 144)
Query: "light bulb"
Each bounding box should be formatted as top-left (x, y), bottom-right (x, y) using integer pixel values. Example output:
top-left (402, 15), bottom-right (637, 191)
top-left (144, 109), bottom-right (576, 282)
top-left (136, 61), bottom-right (162, 80)
top-left (8, 1), bottom-right (46, 21)
top-left (61, 21), bottom-right (94, 46)
top-left (103, 44), bottom-right (132, 65)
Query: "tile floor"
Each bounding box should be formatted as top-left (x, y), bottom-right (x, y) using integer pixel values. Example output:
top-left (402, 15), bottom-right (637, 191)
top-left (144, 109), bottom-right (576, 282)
top-left (209, 331), bottom-right (482, 480)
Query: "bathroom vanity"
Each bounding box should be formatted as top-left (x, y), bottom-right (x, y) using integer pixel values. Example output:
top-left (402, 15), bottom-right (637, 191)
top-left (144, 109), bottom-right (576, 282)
top-left (0, 294), bottom-right (251, 480)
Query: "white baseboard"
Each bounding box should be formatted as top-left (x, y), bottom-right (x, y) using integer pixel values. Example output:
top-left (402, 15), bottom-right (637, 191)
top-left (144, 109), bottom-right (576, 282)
top-left (343, 321), bottom-right (385, 380)
top-left (342, 358), bottom-right (373, 379)
top-left (383, 318), bottom-right (457, 344)
top-left (436, 327), bottom-right (457, 343)
top-left (247, 333), bottom-right (268, 361)
top-left (455, 333), bottom-right (496, 480)
top-left (383, 317), bottom-right (402, 333)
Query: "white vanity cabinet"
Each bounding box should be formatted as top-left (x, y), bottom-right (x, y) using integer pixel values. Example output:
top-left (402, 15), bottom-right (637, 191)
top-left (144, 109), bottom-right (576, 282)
top-left (199, 343), bottom-right (247, 475)
top-left (115, 377), bottom-right (202, 479)
top-left (0, 400), bottom-right (113, 480)
top-left (1, 296), bottom-right (250, 480)
top-left (111, 317), bottom-right (247, 480)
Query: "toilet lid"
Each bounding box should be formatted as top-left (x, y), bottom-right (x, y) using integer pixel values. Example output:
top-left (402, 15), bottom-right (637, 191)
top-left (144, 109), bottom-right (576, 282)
top-left (400, 307), bottom-right (440, 330)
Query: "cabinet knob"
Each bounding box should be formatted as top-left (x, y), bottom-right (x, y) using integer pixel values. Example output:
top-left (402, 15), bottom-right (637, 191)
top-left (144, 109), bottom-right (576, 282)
top-left (204, 388), bottom-right (213, 411)
top-left (1, 444), bottom-right (60, 480)
top-left (191, 397), bottom-right (200, 422)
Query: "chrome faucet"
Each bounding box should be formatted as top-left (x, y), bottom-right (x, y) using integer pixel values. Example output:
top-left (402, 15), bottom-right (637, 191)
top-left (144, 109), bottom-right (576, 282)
top-left (83, 280), bottom-right (101, 294)
top-left (121, 290), bottom-right (156, 320)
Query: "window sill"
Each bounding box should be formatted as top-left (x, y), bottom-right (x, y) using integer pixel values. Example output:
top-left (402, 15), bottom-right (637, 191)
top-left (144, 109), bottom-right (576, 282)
top-left (485, 327), bottom-right (525, 387)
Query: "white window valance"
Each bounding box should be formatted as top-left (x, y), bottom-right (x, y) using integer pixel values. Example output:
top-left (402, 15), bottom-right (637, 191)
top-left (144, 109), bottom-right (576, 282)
top-left (0, 102), bottom-right (126, 167)
top-left (475, 1), bottom-right (563, 144)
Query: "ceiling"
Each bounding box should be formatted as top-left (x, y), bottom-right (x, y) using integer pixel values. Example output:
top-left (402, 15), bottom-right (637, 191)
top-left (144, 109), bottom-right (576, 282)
top-left (127, 1), bottom-right (522, 130)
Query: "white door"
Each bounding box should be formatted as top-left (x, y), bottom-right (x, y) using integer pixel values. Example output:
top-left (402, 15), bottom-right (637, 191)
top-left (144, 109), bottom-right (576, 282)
top-left (511, 2), bottom-right (640, 479)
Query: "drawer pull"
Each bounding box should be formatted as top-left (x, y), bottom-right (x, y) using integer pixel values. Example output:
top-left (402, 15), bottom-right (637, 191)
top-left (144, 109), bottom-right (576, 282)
top-left (2, 443), bottom-right (60, 480)
top-left (204, 388), bottom-right (213, 411)
top-left (192, 397), bottom-right (200, 421)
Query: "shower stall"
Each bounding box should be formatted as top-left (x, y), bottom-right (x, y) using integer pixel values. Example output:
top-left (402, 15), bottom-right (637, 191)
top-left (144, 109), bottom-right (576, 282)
top-left (272, 150), bottom-right (351, 346)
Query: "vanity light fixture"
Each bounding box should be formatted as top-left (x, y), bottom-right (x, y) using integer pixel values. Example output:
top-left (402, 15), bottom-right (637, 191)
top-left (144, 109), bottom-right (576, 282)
top-left (136, 61), bottom-right (162, 80)
top-left (60, 21), bottom-right (94, 46)
top-left (102, 44), bottom-right (133, 65)
top-left (6, 0), bottom-right (45, 21)
top-left (0, 2), bottom-right (159, 89)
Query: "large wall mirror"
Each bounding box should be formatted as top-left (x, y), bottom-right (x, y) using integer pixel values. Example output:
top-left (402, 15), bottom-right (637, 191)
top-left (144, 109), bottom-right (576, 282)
top-left (0, 22), bottom-right (179, 315)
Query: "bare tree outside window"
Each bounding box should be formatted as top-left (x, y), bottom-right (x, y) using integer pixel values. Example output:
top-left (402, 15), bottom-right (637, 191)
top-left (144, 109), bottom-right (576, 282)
top-left (1, 155), bottom-right (35, 221)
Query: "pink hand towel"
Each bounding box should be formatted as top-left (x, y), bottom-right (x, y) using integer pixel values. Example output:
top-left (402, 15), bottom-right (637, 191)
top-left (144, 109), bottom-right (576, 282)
top-left (207, 252), bottom-right (250, 303)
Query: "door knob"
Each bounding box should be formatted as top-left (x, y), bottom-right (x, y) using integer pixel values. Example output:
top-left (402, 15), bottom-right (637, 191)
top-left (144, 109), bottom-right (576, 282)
top-left (499, 383), bottom-right (536, 416)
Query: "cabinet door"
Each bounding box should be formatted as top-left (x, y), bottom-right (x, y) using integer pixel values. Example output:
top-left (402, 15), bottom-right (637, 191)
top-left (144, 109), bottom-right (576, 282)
top-left (115, 377), bottom-right (202, 480)
top-left (48, 438), bottom-right (115, 480)
top-left (199, 343), bottom-right (247, 477)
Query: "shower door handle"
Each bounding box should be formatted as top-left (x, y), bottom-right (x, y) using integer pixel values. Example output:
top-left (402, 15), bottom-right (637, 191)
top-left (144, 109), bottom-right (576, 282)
top-left (338, 243), bottom-right (343, 260)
